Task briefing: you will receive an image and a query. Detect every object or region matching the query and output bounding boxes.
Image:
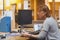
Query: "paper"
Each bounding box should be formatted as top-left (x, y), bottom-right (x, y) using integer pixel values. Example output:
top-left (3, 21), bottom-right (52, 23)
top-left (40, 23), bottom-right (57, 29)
top-left (3, 11), bottom-right (13, 20)
top-left (34, 24), bottom-right (42, 31)
top-left (24, 0), bottom-right (28, 9)
top-left (5, 0), bottom-right (10, 6)
top-left (5, 33), bottom-right (21, 37)
top-left (0, 0), bottom-right (3, 10)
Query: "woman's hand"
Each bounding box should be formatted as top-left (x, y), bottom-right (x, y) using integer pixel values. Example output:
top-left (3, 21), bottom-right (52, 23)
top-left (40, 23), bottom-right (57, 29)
top-left (21, 31), bottom-right (39, 39)
top-left (21, 32), bottom-right (31, 37)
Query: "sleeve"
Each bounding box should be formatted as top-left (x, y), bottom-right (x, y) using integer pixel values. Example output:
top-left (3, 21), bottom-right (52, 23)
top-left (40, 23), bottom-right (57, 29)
top-left (37, 31), bottom-right (47, 39)
top-left (37, 20), bottom-right (50, 39)
top-left (42, 20), bottom-right (50, 32)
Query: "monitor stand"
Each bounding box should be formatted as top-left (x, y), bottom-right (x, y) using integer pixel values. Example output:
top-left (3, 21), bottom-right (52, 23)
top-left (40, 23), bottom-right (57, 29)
top-left (18, 25), bottom-right (24, 33)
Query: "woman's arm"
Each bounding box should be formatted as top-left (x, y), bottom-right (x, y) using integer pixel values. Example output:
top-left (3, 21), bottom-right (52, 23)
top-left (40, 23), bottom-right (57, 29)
top-left (23, 30), bottom-right (47, 39)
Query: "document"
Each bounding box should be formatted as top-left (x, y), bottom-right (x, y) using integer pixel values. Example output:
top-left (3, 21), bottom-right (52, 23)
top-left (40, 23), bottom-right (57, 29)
top-left (34, 24), bottom-right (42, 31)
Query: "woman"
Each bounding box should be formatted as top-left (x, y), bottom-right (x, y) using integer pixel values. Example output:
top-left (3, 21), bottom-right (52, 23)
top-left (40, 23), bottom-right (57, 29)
top-left (22, 5), bottom-right (60, 40)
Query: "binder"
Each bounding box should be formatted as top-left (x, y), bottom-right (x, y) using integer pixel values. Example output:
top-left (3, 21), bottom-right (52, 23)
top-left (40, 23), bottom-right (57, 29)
top-left (0, 16), bottom-right (11, 32)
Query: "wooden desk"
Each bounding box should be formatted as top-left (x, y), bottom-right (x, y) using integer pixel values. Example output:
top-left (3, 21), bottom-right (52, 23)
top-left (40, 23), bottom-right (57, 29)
top-left (2, 36), bottom-right (27, 40)
top-left (0, 33), bottom-right (28, 40)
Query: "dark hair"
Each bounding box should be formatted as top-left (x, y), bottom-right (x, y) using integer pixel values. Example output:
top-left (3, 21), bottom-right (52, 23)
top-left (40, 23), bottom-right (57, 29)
top-left (38, 5), bottom-right (51, 17)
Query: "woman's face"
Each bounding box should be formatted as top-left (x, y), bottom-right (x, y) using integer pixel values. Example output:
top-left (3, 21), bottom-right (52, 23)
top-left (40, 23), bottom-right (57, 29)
top-left (37, 11), bottom-right (46, 19)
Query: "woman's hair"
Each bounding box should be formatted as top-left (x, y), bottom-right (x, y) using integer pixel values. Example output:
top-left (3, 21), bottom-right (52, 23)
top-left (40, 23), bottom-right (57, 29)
top-left (38, 5), bottom-right (51, 17)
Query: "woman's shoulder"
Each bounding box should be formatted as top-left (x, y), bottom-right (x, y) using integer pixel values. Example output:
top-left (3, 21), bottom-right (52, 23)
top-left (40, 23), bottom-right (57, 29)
top-left (44, 17), bottom-right (54, 24)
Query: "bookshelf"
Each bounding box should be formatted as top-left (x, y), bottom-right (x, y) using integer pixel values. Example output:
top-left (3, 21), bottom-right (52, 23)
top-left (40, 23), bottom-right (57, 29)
top-left (49, 2), bottom-right (60, 20)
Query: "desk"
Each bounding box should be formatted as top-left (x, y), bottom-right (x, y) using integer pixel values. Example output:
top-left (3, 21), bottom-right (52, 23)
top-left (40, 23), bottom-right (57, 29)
top-left (0, 33), bottom-right (27, 40)
top-left (0, 36), bottom-right (27, 40)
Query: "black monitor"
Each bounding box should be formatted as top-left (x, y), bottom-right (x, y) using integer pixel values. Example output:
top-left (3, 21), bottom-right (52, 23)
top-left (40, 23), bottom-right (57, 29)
top-left (17, 10), bottom-right (32, 25)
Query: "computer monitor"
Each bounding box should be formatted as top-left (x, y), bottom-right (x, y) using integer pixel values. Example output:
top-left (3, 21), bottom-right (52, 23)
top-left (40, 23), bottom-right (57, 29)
top-left (17, 10), bottom-right (32, 25)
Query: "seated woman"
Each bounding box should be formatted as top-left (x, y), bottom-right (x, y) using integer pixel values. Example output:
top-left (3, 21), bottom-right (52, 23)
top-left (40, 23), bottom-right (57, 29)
top-left (21, 5), bottom-right (60, 40)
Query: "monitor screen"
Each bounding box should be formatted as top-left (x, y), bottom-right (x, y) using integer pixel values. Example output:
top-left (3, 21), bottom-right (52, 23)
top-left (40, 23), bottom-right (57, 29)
top-left (18, 10), bottom-right (32, 25)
